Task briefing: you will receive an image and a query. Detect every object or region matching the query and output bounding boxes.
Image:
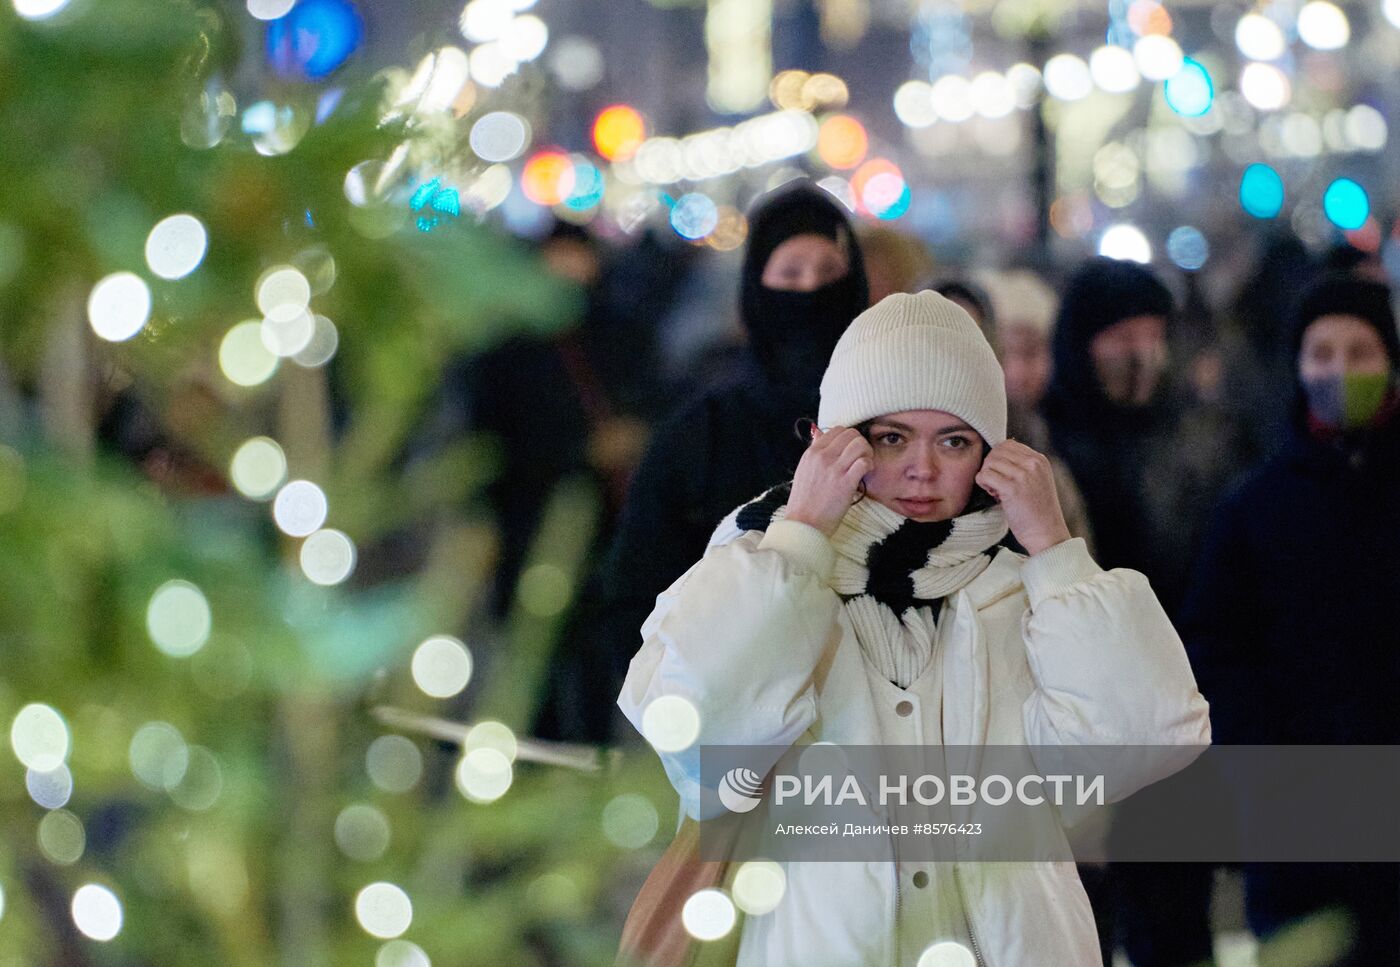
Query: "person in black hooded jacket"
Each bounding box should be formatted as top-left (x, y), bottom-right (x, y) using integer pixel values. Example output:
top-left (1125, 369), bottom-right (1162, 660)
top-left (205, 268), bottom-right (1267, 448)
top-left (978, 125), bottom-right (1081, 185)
top-left (1042, 257), bottom-right (1256, 967)
top-left (1181, 273), bottom-right (1400, 964)
top-left (590, 181), bottom-right (868, 741)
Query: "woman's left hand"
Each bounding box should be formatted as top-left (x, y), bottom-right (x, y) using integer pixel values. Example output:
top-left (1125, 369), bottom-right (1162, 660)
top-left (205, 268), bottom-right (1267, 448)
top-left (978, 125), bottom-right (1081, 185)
top-left (974, 440), bottom-right (1072, 556)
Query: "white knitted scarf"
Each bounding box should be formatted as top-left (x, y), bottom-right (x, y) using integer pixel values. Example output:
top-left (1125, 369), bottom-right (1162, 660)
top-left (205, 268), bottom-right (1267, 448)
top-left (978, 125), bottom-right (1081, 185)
top-left (712, 483), bottom-right (1009, 687)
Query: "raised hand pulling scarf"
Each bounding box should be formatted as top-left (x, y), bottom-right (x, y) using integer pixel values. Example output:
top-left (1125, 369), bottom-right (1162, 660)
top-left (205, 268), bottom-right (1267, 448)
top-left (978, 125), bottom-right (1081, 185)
top-left (710, 482), bottom-right (1010, 687)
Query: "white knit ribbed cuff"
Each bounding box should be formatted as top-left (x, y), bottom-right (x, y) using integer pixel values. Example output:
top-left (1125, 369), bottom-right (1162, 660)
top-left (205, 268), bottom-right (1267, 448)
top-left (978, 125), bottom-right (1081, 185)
top-left (758, 519), bottom-right (836, 582)
top-left (1020, 537), bottom-right (1102, 610)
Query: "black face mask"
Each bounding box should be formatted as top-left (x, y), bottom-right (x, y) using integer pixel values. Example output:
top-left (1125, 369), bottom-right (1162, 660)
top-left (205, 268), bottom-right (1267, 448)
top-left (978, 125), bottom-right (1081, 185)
top-left (744, 273), bottom-right (867, 407)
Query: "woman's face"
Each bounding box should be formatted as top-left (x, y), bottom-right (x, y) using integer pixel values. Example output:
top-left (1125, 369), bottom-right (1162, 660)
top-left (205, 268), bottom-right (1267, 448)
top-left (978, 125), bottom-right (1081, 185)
top-left (761, 233), bottom-right (850, 292)
top-left (860, 409), bottom-right (984, 522)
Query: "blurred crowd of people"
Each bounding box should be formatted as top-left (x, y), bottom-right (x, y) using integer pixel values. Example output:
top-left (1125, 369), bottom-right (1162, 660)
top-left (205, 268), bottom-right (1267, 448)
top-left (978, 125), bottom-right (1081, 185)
top-left (81, 178), bottom-right (1399, 964)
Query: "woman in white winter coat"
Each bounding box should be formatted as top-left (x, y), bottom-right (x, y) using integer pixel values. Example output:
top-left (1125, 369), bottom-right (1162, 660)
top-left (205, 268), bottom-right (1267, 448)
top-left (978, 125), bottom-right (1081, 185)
top-left (618, 291), bottom-right (1211, 967)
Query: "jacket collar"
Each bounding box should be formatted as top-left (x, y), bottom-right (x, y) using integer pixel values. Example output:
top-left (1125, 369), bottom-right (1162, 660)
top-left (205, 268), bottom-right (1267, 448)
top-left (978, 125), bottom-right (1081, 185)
top-left (960, 547), bottom-right (1025, 610)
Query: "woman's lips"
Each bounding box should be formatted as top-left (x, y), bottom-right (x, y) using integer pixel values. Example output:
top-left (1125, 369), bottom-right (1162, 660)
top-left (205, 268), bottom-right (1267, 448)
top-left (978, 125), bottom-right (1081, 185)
top-left (896, 497), bottom-right (939, 514)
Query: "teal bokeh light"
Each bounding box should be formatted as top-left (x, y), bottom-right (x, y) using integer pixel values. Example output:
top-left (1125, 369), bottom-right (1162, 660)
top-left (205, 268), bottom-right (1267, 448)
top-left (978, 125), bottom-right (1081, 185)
top-left (1165, 59), bottom-right (1213, 117)
top-left (1323, 178), bottom-right (1369, 231)
top-left (1239, 164), bottom-right (1284, 219)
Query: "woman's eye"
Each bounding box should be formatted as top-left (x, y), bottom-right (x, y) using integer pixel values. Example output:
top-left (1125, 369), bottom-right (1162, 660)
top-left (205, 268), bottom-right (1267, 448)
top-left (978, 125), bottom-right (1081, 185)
top-left (877, 432), bottom-right (903, 445)
top-left (941, 435), bottom-right (971, 449)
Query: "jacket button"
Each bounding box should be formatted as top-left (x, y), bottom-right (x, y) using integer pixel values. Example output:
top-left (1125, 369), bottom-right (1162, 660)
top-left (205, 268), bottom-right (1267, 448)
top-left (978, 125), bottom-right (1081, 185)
top-left (895, 700), bottom-right (914, 717)
top-left (912, 871), bottom-right (929, 888)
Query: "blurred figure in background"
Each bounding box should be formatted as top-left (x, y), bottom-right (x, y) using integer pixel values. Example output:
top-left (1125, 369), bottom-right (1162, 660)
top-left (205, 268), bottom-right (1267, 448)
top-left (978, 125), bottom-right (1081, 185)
top-left (858, 223), bottom-right (934, 304)
top-left (931, 277), bottom-right (994, 333)
top-left (1183, 274), bottom-right (1400, 965)
top-left (1217, 232), bottom-right (1318, 462)
top-left (1044, 256), bottom-right (1253, 967)
top-left (593, 181), bottom-right (868, 742)
top-left (981, 269), bottom-right (1093, 550)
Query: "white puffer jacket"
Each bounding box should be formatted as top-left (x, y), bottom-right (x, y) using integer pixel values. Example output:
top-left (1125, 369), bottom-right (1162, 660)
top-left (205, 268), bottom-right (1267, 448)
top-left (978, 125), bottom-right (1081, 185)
top-left (619, 519), bottom-right (1211, 967)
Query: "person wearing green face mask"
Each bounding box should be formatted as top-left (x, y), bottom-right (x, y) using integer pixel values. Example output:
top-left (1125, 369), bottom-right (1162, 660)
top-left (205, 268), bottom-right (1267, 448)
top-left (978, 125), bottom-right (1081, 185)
top-left (1295, 275), bottom-right (1399, 437)
top-left (1181, 272), bottom-right (1400, 966)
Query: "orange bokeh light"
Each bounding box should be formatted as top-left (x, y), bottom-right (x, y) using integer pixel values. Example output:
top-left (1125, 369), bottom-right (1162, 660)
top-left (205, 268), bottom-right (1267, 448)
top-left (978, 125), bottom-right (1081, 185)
top-left (817, 115), bottom-right (869, 170)
top-left (1127, 0), bottom-right (1173, 37)
top-left (522, 151), bottom-right (576, 206)
top-left (593, 105), bottom-right (646, 161)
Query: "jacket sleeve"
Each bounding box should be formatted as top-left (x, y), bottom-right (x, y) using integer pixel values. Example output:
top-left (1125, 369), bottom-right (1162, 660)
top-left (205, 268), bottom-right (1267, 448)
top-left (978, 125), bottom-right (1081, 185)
top-left (1018, 538), bottom-right (1211, 804)
top-left (617, 519), bottom-right (842, 820)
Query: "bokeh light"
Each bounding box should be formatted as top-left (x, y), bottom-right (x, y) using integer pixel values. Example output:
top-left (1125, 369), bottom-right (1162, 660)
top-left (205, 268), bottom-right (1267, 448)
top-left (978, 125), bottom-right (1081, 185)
top-left (11, 703), bottom-right (69, 772)
top-left (602, 794), bottom-right (660, 849)
top-left (455, 747), bottom-right (513, 803)
top-left (732, 861), bottom-right (785, 915)
top-left (1297, 2), bottom-right (1349, 51)
top-left (1098, 223), bottom-right (1152, 263)
top-left (1240, 62), bottom-right (1291, 111)
top-left (1235, 14), bottom-right (1286, 62)
top-left (261, 310), bottom-right (315, 358)
top-left (1345, 105), bottom-right (1388, 152)
top-left (410, 635), bottom-right (473, 698)
top-left (1323, 178), bottom-right (1369, 230)
top-left (593, 105), bottom-right (646, 161)
top-left (970, 72), bottom-right (1015, 118)
top-left (355, 882), bottom-right (413, 940)
top-left (336, 804), bottom-right (391, 861)
top-left (681, 888), bottom-right (736, 941)
top-left (816, 115), bottom-right (868, 169)
top-left (231, 437), bottom-right (287, 500)
top-left (521, 151), bottom-right (575, 205)
top-left (87, 272), bottom-right (151, 342)
top-left (144, 214), bottom-right (208, 280)
top-left (266, 0), bottom-right (364, 80)
top-left (464, 721), bottom-right (518, 762)
top-left (930, 75), bottom-right (974, 123)
top-left (1240, 163), bottom-right (1285, 218)
top-left (469, 42), bottom-right (516, 88)
top-left (169, 746), bottom-right (223, 811)
top-left (71, 884), bottom-right (122, 941)
top-left (299, 528), bottom-right (356, 585)
top-left (1133, 34), bottom-right (1183, 81)
top-left (501, 14), bottom-right (548, 62)
top-left (564, 159), bottom-right (605, 211)
top-left (1089, 45), bottom-right (1140, 94)
top-left (220, 321), bottom-right (280, 387)
top-left (917, 941), bottom-right (977, 967)
top-left (893, 81), bottom-right (937, 128)
top-left (247, 0), bottom-right (295, 20)
top-left (377, 940), bottom-right (432, 967)
top-left (295, 315), bottom-right (340, 368)
top-left (640, 695), bottom-right (701, 752)
top-left (1127, 0), bottom-right (1171, 36)
top-left (273, 480), bottom-right (328, 537)
top-left (27, 763), bottom-right (73, 810)
top-left (12, 0), bottom-right (69, 19)
top-left (366, 735), bottom-right (423, 793)
top-left (38, 809), bottom-right (85, 865)
top-left (1387, 0), bottom-right (1400, 29)
top-left (1165, 59), bottom-right (1213, 117)
top-left (470, 111), bottom-right (531, 163)
top-left (1043, 55), bottom-right (1092, 101)
top-left (146, 579), bottom-right (212, 657)
top-left (1167, 226), bottom-right (1210, 270)
top-left (670, 193), bottom-right (720, 240)
top-left (256, 266), bottom-right (311, 318)
top-left (460, 0), bottom-right (512, 42)
top-left (129, 721), bottom-right (189, 791)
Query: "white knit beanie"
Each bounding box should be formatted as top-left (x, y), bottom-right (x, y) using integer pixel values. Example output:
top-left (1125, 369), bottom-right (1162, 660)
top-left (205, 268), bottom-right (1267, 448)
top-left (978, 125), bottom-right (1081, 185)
top-left (818, 290), bottom-right (1007, 445)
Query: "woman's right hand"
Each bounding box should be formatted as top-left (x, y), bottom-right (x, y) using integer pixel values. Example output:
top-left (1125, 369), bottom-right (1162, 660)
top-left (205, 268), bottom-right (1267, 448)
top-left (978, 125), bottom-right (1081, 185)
top-left (785, 426), bottom-right (873, 536)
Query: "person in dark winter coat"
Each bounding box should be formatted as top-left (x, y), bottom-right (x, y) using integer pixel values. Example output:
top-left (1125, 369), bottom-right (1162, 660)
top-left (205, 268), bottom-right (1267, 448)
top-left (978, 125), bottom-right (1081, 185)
top-left (1043, 257), bottom-right (1253, 967)
top-left (1043, 256), bottom-right (1253, 618)
top-left (1182, 273), bottom-right (1400, 965)
top-left (594, 182), bottom-right (869, 741)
